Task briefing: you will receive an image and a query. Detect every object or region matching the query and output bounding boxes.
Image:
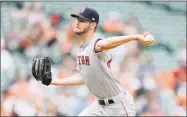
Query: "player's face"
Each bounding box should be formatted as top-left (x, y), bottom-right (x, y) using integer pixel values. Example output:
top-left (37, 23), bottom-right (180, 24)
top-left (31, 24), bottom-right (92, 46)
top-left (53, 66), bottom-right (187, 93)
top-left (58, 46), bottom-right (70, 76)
top-left (74, 18), bottom-right (91, 35)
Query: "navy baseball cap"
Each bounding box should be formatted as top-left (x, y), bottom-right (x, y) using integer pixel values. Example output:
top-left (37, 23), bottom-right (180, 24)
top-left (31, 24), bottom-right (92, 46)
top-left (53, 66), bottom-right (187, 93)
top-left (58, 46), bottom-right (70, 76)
top-left (71, 7), bottom-right (99, 24)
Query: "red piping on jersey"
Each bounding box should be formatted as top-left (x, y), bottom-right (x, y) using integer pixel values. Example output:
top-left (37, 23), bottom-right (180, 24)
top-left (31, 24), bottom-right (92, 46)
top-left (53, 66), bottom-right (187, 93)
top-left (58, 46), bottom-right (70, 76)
top-left (121, 101), bottom-right (128, 116)
top-left (107, 58), bottom-right (112, 69)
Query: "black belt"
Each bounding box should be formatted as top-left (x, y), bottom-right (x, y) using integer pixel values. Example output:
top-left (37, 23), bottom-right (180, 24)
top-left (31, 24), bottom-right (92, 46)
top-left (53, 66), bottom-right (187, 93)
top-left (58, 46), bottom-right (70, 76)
top-left (98, 99), bottom-right (115, 105)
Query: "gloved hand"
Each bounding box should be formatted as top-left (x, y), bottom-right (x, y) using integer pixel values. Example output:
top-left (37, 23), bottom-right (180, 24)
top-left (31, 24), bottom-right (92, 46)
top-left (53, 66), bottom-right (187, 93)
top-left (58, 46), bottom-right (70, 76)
top-left (32, 57), bottom-right (53, 86)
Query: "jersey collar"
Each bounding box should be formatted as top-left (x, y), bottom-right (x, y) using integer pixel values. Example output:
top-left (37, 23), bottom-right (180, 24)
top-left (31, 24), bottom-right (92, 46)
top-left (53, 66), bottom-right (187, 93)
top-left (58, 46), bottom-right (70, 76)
top-left (80, 36), bottom-right (96, 49)
top-left (80, 39), bottom-right (92, 49)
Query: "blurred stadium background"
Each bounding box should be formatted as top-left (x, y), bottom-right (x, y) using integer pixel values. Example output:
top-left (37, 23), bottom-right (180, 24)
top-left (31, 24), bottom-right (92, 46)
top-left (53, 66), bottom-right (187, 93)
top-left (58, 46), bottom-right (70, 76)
top-left (1, 1), bottom-right (186, 116)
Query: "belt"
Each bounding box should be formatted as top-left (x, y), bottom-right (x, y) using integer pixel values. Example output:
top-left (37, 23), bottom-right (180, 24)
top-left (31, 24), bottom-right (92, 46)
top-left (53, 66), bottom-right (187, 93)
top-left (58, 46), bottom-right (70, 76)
top-left (98, 99), bottom-right (115, 105)
top-left (98, 92), bottom-right (127, 105)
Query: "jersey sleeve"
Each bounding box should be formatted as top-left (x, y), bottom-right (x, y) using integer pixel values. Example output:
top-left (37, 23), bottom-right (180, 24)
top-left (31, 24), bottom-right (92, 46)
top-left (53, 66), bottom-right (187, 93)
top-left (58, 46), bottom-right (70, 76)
top-left (92, 38), bottom-right (111, 61)
top-left (93, 38), bottom-right (103, 53)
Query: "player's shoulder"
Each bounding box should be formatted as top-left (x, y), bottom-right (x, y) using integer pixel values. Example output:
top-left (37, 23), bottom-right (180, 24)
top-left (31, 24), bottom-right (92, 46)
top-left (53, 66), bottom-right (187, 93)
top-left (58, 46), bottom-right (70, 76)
top-left (92, 34), bottom-right (105, 45)
top-left (93, 33), bottom-right (105, 41)
top-left (91, 35), bottom-right (106, 54)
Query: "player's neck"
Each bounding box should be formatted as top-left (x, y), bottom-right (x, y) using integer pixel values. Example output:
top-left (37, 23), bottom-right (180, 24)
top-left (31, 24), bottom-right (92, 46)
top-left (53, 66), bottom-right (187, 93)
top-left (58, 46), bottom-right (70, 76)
top-left (80, 32), bottom-right (95, 44)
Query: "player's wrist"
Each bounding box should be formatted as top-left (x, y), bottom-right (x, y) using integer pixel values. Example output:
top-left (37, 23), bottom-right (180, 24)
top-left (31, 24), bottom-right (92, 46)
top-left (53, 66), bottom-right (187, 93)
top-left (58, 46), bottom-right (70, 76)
top-left (50, 79), bottom-right (57, 85)
top-left (134, 35), bottom-right (142, 41)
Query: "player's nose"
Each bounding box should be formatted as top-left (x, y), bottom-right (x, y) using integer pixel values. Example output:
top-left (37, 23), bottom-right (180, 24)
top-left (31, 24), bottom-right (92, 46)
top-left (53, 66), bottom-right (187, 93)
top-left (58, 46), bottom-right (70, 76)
top-left (75, 19), bottom-right (79, 24)
top-left (76, 22), bottom-right (80, 28)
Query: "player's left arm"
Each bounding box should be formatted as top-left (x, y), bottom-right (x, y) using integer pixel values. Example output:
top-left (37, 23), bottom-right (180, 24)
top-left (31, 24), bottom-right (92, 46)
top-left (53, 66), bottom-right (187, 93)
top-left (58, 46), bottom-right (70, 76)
top-left (95, 33), bottom-right (154, 52)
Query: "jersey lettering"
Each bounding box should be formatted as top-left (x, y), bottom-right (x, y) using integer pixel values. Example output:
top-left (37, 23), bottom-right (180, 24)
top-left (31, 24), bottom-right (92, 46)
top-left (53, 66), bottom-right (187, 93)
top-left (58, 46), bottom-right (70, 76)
top-left (81, 55), bottom-right (85, 65)
top-left (77, 55), bottom-right (90, 65)
top-left (85, 56), bottom-right (90, 65)
top-left (77, 56), bottom-right (81, 65)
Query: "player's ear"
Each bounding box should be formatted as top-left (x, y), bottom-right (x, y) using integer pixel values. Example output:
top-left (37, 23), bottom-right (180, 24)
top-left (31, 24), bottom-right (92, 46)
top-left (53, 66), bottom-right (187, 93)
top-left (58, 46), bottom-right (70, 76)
top-left (90, 22), bottom-right (96, 30)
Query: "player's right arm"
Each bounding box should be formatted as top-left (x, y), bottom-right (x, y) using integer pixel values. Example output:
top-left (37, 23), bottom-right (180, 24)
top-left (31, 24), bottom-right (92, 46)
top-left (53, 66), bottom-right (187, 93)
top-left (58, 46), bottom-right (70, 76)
top-left (95, 33), bottom-right (154, 52)
top-left (50, 73), bottom-right (84, 86)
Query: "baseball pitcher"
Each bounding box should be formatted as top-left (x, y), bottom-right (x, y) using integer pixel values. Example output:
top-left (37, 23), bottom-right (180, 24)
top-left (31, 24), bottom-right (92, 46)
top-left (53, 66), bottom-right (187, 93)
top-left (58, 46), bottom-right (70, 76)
top-left (32, 7), bottom-right (155, 116)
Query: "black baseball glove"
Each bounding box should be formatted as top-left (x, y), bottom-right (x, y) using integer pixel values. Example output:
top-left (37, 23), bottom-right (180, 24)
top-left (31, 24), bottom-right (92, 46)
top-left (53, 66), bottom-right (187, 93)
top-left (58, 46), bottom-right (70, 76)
top-left (32, 57), bottom-right (54, 86)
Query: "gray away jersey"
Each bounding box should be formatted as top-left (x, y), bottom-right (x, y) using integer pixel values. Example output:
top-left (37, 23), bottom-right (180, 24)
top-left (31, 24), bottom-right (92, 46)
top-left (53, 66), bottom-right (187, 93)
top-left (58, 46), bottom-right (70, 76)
top-left (76, 37), bottom-right (124, 99)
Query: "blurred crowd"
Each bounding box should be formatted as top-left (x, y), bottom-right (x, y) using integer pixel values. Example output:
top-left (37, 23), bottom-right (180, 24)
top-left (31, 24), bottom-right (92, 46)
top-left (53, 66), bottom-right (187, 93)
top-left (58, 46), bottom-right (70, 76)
top-left (1, 2), bottom-right (186, 116)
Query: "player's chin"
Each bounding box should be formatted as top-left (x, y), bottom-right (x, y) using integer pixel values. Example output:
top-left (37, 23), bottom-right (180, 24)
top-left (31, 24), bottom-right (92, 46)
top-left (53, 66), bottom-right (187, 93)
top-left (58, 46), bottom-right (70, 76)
top-left (74, 29), bottom-right (82, 35)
